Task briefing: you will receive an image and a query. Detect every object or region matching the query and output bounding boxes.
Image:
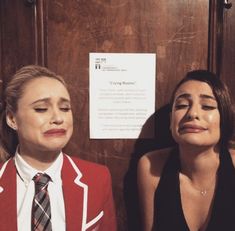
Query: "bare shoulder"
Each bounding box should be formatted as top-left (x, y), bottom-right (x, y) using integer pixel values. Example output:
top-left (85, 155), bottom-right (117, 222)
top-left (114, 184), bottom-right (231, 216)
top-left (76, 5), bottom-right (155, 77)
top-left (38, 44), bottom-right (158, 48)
top-left (138, 147), bottom-right (173, 174)
top-left (137, 147), bottom-right (174, 230)
top-left (229, 147), bottom-right (235, 167)
top-left (137, 147), bottom-right (173, 188)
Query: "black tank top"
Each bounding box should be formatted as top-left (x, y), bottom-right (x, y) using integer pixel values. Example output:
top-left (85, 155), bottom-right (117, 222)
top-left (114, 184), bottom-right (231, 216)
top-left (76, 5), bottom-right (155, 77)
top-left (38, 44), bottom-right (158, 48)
top-left (153, 148), bottom-right (235, 231)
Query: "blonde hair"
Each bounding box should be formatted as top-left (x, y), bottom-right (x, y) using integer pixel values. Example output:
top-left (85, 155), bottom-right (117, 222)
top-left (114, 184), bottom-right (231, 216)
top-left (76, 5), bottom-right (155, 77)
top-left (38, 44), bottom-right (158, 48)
top-left (0, 65), bottom-right (66, 161)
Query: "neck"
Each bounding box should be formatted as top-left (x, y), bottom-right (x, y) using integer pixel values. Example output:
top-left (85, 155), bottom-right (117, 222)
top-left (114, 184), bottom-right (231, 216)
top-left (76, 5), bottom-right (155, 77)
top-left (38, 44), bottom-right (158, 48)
top-left (179, 145), bottom-right (220, 182)
top-left (18, 147), bottom-right (61, 171)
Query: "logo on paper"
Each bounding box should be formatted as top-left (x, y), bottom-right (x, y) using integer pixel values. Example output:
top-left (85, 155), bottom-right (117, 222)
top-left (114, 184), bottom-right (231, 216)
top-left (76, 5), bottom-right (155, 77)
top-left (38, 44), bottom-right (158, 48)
top-left (95, 58), bottom-right (106, 70)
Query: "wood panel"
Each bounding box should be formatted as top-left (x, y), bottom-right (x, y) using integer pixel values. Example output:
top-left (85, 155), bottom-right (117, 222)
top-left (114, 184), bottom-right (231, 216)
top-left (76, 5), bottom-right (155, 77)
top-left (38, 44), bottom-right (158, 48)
top-left (0, 0), bottom-right (211, 230)
top-left (0, 0), bottom-right (36, 84)
top-left (221, 0), bottom-right (235, 141)
top-left (45, 1), bottom-right (209, 230)
top-left (221, 0), bottom-right (235, 101)
top-left (209, 0), bottom-right (235, 141)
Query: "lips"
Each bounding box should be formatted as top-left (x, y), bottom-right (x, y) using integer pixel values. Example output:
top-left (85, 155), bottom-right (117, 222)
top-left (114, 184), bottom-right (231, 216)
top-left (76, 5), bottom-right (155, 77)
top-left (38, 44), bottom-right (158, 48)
top-left (179, 124), bottom-right (207, 133)
top-left (44, 129), bottom-right (66, 136)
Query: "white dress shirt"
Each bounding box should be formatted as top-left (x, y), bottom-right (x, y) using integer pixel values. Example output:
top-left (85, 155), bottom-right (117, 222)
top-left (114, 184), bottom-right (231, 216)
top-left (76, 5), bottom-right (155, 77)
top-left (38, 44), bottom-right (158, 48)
top-left (14, 151), bottom-right (66, 231)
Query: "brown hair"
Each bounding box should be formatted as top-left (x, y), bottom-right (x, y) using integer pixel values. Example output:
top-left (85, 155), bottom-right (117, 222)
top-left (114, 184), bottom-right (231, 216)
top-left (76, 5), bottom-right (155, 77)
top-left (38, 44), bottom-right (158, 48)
top-left (0, 65), bottom-right (66, 161)
top-left (170, 70), bottom-right (234, 149)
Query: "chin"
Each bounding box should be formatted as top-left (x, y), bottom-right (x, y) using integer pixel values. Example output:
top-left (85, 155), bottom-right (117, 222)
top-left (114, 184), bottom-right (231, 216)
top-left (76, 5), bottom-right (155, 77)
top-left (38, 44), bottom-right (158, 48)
top-left (39, 142), bottom-right (68, 153)
top-left (48, 143), bottom-right (67, 151)
top-left (178, 139), bottom-right (217, 148)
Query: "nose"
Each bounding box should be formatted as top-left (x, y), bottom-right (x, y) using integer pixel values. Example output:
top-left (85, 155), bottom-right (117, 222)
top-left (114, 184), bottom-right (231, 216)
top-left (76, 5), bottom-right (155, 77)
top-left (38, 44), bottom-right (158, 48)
top-left (186, 104), bottom-right (200, 120)
top-left (50, 108), bottom-right (64, 124)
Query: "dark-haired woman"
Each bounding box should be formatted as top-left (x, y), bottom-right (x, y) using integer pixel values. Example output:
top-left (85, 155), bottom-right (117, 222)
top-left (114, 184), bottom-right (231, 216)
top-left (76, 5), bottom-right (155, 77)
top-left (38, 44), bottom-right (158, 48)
top-left (138, 70), bottom-right (235, 231)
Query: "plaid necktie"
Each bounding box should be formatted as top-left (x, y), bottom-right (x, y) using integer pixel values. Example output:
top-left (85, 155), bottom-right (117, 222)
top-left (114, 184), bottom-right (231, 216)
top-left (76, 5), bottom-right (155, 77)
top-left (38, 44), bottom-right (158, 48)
top-left (32, 173), bottom-right (52, 231)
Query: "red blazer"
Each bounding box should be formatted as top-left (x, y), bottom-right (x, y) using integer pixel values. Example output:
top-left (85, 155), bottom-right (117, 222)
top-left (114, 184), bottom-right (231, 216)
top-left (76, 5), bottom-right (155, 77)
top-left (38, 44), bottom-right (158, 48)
top-left (0, 154), bottom-right (117, 231)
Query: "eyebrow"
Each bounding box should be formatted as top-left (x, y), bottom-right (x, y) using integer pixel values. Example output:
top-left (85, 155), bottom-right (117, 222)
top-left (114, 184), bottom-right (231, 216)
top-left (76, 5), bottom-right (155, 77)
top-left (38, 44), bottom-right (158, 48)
top-left (175, 93), bottom-right (216, 101)
top-left (30, 97), bottom-right (71, 105)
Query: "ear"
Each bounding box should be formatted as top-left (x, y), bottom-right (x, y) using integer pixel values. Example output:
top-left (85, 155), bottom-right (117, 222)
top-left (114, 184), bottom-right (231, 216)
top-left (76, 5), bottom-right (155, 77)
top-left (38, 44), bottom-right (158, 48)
top-left (6, 111), bottom-right (18, 130)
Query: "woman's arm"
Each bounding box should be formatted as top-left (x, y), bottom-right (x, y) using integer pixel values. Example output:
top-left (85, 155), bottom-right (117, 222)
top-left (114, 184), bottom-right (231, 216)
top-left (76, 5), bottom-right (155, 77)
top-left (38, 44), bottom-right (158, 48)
top-left (229, 147), bottom-right (235, 167)
top-left (137, 148), bottom-right (171, 231)
top-left (137, 154), bottom-right (156, 231)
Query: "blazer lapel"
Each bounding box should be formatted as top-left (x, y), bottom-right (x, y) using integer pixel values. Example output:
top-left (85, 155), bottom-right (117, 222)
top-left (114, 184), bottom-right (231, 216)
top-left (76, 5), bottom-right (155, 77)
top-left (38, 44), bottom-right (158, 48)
top-left (0, 159), bottom-right (17, 230)
top-left (62, 155), bottom-right (88, 231)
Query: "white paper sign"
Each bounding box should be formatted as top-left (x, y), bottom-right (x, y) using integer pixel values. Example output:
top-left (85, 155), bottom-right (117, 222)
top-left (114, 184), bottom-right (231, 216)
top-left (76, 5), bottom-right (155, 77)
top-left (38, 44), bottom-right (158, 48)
top-left (89, 53), bottom-right (156, 139)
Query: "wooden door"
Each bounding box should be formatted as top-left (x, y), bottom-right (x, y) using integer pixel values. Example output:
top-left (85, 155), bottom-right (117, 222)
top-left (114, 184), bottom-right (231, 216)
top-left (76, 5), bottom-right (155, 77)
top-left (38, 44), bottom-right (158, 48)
top-left (1, 0), bottom-right (229, 230)
top-left (221, 0), bottom-right (235, 101)
top-left (45, 1), bottom-right (209, 230)
top-left (209, 0), bottom-right (235, 142)
top-left (222, 0), bottom-right (235, 142)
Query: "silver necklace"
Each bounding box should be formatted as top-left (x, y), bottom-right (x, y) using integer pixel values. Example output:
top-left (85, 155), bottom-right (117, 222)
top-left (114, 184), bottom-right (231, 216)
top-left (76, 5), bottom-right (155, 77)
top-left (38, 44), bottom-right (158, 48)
top-left (190, 186), bottom-right (209, 196)
top-left (199, 189), bottom-right (207, 196)
top-left (180, 172), bottom-right (217, 197)
top-left (189, 181), bottom-right (214, 196)
top-left (192, 181), bottom-right (216, 196)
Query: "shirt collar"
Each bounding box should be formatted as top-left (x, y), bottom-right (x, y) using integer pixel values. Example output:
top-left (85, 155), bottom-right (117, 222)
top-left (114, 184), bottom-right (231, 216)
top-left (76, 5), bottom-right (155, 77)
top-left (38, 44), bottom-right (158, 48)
top-left (14, 149), bottom-right (63, 186)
